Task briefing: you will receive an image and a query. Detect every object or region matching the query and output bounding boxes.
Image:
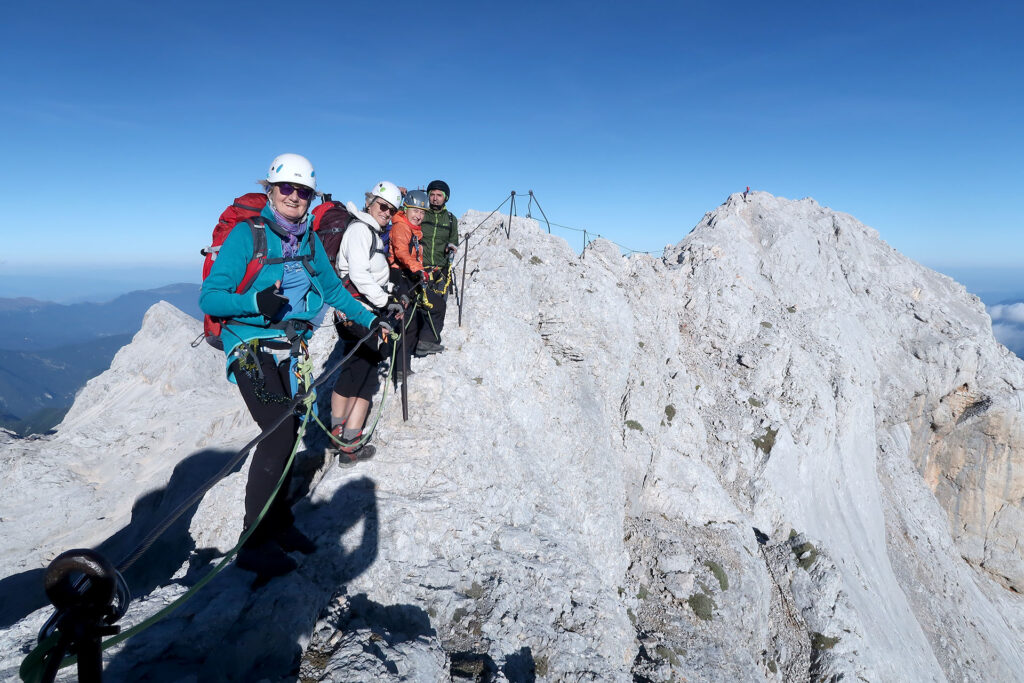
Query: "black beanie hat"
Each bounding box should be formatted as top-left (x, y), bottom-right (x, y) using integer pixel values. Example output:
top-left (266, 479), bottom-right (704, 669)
top-left (427, 180), bottom-right (450, 201)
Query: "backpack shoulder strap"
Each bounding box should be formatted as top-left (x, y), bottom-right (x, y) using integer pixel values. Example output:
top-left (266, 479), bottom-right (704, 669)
top-left (250, 218), bottom-right (268, 257)
top-left (373, 225), bottom-right (388, 260)
top-left (236, 219), bottom-right (268, 294)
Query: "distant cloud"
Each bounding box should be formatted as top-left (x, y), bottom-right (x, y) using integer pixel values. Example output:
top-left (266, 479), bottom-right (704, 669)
top-left (992, 323), bottom-right (1024, 358)
top-left (989, 303), bottom-right (1024, 325)
top-left (988, 301), bottom-right (1024, 359)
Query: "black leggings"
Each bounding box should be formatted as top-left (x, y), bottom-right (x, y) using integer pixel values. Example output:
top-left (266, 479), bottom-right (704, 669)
top-left (332, 331), bottom-right (384, 401)
top-left (390, 270), bottom-right (423, 367)
top-left (230, 351), bottom-right (299, 548)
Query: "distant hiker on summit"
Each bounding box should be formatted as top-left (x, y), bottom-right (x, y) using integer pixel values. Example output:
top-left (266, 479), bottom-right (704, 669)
top-left (199, 154), bottom-right (389, 579)
top-left (416, 179), bottom-right (459, 356)
top-left (328, 181), bottom-right (405, 464)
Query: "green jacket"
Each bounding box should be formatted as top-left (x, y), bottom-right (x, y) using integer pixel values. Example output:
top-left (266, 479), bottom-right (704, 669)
top-left (421, 207), bottom-right (459, 268)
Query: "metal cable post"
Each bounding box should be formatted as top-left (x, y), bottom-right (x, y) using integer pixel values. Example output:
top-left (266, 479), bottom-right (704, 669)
top-left (528, 191), bottom-right (551, 234)
top-left (506, 191), bottom-right (516, 239)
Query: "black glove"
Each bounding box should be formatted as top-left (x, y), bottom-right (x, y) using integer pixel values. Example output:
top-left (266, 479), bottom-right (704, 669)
top-left (256, 284), bottom-right (288, 319)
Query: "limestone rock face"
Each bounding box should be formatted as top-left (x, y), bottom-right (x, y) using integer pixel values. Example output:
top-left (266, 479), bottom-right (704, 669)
top-left (1, 193), bottom-right (1022, 682)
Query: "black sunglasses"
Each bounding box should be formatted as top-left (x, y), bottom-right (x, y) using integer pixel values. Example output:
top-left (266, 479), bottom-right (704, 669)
top-left (276, 183), bottom-right (314, 200)
top-left (375, 201), bottom-right (398, 216)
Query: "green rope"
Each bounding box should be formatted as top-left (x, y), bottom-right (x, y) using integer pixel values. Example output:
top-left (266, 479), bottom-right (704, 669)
top-left (18, 633), bottom-right (59, 683)
top-left (21, 365), bottom-right (317, 683)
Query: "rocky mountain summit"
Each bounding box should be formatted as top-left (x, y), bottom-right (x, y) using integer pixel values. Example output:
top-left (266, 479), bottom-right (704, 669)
top-left (1, 192), bottom-right (1022, 682)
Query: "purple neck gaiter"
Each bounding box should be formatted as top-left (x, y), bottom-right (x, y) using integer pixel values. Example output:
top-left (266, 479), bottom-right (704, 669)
top-left (269, 205), bottom-right (307, 258)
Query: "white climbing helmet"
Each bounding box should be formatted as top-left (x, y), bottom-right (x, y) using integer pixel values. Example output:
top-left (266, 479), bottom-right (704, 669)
top-left (266, 153), bottom-right (316, 190)
top-left (369, 180), bottom-right (402, 209)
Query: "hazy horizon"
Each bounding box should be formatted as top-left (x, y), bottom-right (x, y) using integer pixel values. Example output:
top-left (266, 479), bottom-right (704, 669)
top-left (0, 265), bottom-right (198, 304)
top-left (3, 262), bottom-right (1021, 307)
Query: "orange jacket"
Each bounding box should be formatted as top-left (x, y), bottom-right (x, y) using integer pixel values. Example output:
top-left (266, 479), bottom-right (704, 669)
top-left (388, 211), bottom-right (426, 277)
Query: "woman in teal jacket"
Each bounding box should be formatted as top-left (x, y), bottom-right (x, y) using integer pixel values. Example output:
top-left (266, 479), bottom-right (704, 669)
top-left (200, 153), bottom-right (384, 580)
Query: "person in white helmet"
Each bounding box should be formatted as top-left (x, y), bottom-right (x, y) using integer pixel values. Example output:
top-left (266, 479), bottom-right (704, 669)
top-left (328, 181), bottom-right (405, 463)
top-left (200, 155), bottom-right (391, 580)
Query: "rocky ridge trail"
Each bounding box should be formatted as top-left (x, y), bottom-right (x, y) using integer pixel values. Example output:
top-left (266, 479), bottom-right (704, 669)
top-left (1, 191), bottom-right (1021, 681)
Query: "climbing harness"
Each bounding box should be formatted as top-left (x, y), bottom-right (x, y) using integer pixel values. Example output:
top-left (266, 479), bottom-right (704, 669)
top-left (427, 261), bottom-right (453, 298)
top-left (413, 282), bottom-right (434, 310)
top-left (234, 341), bottom-right (294, 406)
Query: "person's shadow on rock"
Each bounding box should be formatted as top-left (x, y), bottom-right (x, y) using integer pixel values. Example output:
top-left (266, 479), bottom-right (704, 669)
top-left (0, 448), bottom-right (242, 630)
top-left (103, 475), bottom-right (388, 681)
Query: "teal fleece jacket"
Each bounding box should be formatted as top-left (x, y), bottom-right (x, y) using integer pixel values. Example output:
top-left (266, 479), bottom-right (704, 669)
top-left (200, 204), bottom-right (378, 379)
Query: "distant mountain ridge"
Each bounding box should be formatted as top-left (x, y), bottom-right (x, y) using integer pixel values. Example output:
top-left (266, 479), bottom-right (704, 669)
top-left (0, 297), bottom-right (50, 311)
top-left (0, 283), bottom-right (201, 435)
top-left (0, 334), bottom-right (133, 434)
top-left (0, 283), bottom-right (201, 352)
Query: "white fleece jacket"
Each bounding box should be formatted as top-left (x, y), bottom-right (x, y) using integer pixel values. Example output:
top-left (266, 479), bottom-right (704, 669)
top-left (334, 201), bottom-right (392, 309)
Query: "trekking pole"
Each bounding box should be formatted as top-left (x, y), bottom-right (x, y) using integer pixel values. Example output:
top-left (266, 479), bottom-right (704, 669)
top-left (450, 263), bottom-right (461, 312)
top-left (400, 320), bottom-right (409, 422)
top-left (458, 235), bottom-right (468, 327)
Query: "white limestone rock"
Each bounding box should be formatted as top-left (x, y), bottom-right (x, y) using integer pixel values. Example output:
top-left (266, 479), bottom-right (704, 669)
top-left (1, 192), bottom-right (1022, 682)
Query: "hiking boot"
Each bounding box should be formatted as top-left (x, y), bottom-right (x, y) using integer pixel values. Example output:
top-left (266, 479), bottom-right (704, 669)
top-left (415, 340), bottom-right (444, 357)
top-left (236, 541), bottom-right (298, 578)
top-left (336, 444), bottom-right (376, 467)
top-left (330, 426), bottom-right (363, 452)
top-left (330, 424), bottom-right (345, 446)
top-left (276, 525), bottom-right (317, 555)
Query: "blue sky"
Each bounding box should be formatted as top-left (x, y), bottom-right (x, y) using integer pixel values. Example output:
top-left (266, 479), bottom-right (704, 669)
top-left (1, 1), bottom-right (1022, 299)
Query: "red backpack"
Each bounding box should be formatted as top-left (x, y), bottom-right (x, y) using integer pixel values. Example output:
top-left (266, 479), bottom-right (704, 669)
top-left (311, 194), bottom-right (391, 303)
top-left (199, 193), bottom-right (271, 349)
top-left (200, 193), bottom-right (329, 349)
top-left (310, 193), bottom-right (352, 267)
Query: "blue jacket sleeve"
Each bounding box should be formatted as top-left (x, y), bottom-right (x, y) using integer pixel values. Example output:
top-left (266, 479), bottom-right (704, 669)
top-left (199, 224), bottom-right (261, 318)
top-left (311, 232), bottom-right (378, 330)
